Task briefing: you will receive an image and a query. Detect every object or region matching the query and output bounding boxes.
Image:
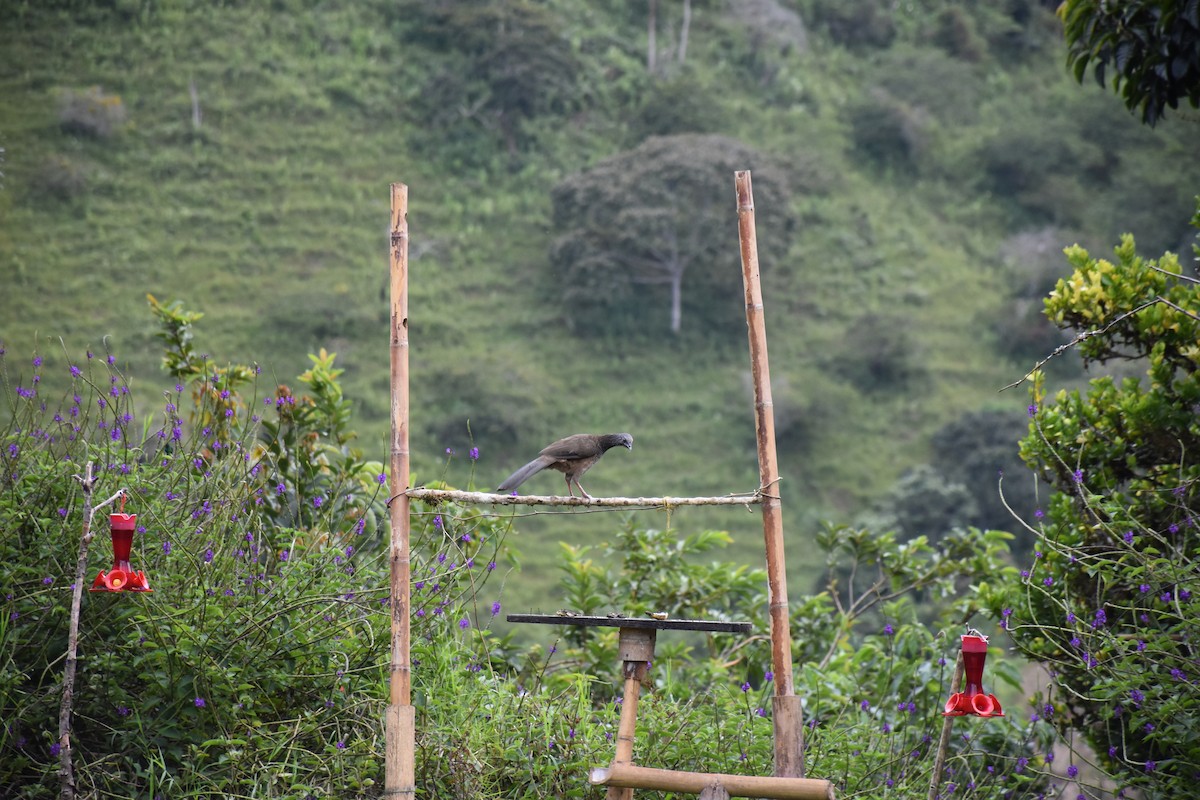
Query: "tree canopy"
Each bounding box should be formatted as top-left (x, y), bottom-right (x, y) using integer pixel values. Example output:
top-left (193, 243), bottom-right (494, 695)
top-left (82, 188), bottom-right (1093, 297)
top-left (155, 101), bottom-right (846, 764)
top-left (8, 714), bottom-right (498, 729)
top-left (1059, 0), bottom-right (1200, 125)
top-left (549, 133), bottom-right (796, 337)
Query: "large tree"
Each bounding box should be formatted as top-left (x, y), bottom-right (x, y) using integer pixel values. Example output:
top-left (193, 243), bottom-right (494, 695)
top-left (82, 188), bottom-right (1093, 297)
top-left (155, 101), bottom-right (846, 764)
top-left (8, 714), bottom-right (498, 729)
top-left (1059, 0), bottom-right (1200, 125)
top-left (549, 134), bottom-right (794, 337)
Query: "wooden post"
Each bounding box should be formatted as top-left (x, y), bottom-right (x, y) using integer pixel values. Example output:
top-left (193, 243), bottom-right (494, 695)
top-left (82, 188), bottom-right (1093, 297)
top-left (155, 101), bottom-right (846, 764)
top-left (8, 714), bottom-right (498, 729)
top-left (735, 170), bottom-right (803, 778)
top-left (927, 648), bottom-right (966, 800)
top-left (607, 627), bottom-right (657, 800)
top-left (58, 462), bottom-right (94, 800)
top-left (385, 183), bottom-right (415, 798)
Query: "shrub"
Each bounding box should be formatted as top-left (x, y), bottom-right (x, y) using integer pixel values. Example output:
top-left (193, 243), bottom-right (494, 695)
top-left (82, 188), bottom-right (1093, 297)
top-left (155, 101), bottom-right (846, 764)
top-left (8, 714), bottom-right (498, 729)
top-left (29, 155), bottom-right (87, 202)
top-left (986, 224), bottom-right (1200, 797)
top-left (56, 86), bottom-right (126, 139)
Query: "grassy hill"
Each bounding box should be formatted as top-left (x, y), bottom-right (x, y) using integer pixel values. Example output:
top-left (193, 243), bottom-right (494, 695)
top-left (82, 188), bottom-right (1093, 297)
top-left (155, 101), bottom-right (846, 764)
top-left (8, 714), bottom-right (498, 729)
top-left (2, 0), bottom-right (1198, 607)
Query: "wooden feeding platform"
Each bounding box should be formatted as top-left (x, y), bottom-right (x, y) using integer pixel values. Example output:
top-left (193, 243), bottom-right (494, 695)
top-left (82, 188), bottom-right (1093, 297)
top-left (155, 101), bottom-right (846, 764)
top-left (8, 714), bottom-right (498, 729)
top-left (508, 613), bottom-right (835, 800)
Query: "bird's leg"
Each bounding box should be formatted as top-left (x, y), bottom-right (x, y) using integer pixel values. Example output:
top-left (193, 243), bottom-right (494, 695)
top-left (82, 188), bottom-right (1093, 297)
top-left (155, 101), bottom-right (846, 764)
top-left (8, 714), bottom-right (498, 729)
top-left (575, 480), bottom-right (593, 500)
top-left (564, 476), bottom-right (575, 498)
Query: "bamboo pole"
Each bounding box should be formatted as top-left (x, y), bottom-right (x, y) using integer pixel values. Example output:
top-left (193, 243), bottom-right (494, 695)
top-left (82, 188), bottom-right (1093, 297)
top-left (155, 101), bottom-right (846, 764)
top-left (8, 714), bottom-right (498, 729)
top-left (606, 627), bottom-right (655, 800)
top-left (735, 170), bottom-right (803, 778)
top-left (405, 488), bottom-right (764, 508)
top-left (385, 183), bottom-right (415, 798)
top-left (591, 763), bottom-right (836, 800)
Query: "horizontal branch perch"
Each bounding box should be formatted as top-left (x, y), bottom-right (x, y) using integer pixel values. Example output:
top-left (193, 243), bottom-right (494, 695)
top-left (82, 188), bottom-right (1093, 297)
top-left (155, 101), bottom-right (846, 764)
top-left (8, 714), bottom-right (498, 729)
top-left (403, 488), bottom-right (765, 508)
top-left (590, 763), bottom-right (835, 800)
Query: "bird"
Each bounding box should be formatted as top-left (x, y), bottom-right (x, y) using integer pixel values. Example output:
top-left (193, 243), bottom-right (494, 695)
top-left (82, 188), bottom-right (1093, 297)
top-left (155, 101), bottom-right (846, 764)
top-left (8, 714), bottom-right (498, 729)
top-left (496, 432), bottom-right (633, 498)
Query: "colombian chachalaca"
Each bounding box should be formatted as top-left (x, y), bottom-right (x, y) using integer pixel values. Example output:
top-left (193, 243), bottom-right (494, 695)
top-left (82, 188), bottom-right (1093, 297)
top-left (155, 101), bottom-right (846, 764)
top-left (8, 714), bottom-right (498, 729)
top-left (496, 432), bottom-right (633, 498)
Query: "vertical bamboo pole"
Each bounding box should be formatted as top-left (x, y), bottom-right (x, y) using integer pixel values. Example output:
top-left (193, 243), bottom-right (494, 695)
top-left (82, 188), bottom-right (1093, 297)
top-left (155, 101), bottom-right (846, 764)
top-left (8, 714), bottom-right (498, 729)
top-left (386, 183), bottom-right (415, 797)
top-left (735, 170), bottom-right (804, 778)
top-left (607, 627), bottom-right (656, 800)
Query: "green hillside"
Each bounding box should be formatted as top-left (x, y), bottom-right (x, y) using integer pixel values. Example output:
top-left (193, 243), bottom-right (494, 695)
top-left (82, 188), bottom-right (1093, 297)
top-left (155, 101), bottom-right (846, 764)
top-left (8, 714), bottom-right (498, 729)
top-left (2, 0), bottom-right (1198, 603)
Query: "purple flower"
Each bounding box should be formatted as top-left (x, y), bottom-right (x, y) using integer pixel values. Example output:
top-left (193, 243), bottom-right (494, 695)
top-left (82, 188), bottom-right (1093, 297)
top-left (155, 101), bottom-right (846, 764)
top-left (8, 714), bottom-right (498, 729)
top-left (313, 496), bottom-right (323, 509)
top-left (69, 365), bottom-right (81, 378)
top-left (49, 742), bottom-right (61, 757)
top-left (764, 670), bottom-right (774, 683)
top-left (459, 617), bottom-right (470, 630)
top-left (741, 682), bottom-right (751, 693)
top-left (194, 697), bottom-right (206, 708)
top-left (470, 447), bottom-right (480, 461)
top-left (1072, 469), bottom-right (1083, 483)
top-left (162, 541), bottom-right (172, 555)
top-left (377, 472), bottom-right (387, 484)
top-left (1093, 609), bottom-right (1107, 627)
top-left (491, 601), bottom-right (501, 616)
top-left (1067, 764), bottom-right (1078, 779)
top-left (1123, 531), bottom-right (1134, 544)
top-left (336, 740), bottom-right (346, 750)
top-left (433, 515), bottom-right (442, 530)
top-left (42, 576), bottom-right (53, 585)
top-left (1027, 403), bottom-right (1037, 417)
top-left (860, 700), bottom-right (870, 710)
top-left (883, 624), bottom-right (894, 636)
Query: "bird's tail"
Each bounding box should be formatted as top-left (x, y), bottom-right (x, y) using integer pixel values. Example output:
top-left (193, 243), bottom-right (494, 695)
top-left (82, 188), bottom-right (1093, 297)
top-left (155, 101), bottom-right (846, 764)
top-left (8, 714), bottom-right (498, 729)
top-left (496, 457), bottom-right (549, 493)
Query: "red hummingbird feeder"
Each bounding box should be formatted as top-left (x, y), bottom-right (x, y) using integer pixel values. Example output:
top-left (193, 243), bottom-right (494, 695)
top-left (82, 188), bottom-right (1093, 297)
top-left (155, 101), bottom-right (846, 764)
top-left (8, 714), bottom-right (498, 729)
top-left (943, 633), bottom-right (1002, 717)
top-left (90, 494), bottom-right (152, 593)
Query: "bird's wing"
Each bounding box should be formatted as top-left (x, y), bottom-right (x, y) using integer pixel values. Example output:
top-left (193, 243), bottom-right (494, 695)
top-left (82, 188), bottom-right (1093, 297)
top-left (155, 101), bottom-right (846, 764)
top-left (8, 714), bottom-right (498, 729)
top-left (539, 434), bottom-right (602, 462)
top-left (496, 455), bottom-right (556, 492)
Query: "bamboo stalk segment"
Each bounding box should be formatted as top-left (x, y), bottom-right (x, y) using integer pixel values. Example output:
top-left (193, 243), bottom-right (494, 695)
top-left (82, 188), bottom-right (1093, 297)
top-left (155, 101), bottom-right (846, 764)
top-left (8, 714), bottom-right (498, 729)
top-left (606, 627), bottom-right (655, 800)
top-left (591, 763), bottom-right (836, 800)
top-left (736, 170), bottom-right (803, 777)
top-left (386, 182), bottom-right (415, 797)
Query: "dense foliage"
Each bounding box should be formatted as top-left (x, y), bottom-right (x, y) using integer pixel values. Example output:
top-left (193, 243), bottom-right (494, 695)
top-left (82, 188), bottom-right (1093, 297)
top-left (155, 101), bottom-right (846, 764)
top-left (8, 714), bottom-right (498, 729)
top-left (1059, 0), bottom-right (1200, 125)
top-left (985, 209), bottom-right (1200, 798)
top-left (2, 302), bottom-right (1062, 798)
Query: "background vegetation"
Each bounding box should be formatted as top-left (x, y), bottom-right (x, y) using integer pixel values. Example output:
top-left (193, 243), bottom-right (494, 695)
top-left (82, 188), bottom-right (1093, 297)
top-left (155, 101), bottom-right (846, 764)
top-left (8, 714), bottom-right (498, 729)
top-left (3, 0), bottom-right (1197, 603)
top-left (2, 0), bottom-right (1199, 797)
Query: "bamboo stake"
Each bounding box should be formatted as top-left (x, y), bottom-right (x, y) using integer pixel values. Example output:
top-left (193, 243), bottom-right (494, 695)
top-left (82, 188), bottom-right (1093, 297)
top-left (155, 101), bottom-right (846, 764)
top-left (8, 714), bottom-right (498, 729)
top-left (927, 649), bottom-right (966, 800)
top-left (385, 183), bottom-right (415, 798)
top-left (405, 488), bottom-right (764, 508)
top-left (591, 763), bottom-right (836, 800)
top-left (606, 628), bottom-right (655, 800)
top-left (735, 170), bottom-right (803, 778)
